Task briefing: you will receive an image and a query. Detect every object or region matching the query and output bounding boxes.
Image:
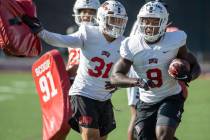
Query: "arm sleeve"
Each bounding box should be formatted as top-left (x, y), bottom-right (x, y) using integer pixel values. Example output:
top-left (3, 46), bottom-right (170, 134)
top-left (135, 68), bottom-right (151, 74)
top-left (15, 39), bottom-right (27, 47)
top-left (120, 39), bottom-right (133, 61)
top-left (177, 30), bottom-right (187, 47)
top-left (38, 29), bottom-right (83, 48)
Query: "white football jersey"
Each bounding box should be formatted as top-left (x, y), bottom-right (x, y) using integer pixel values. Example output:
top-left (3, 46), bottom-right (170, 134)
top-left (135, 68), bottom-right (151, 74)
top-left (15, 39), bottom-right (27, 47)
top-left (120, 31), bottom-right (187, 103)
top-left (39, 25), bottom-right (124, 101)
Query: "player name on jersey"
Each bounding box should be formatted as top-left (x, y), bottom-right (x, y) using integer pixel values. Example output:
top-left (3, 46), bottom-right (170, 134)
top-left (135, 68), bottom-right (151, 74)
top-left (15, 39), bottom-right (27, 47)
top-left (34, 59), bottom-right (51, 77)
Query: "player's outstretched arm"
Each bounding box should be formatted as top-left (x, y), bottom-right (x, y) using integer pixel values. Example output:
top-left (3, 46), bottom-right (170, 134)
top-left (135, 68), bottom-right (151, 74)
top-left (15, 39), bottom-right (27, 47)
top-left (177, 45), bottom-right (201, 82)
top-left (21, 15), bottom-right (83, 49)
top-left (110, 57), bottom-right (151, 90)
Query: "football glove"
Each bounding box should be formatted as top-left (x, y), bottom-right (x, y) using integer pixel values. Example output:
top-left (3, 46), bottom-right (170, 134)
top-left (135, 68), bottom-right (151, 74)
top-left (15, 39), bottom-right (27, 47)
top-left (175, 71), bottom-right (192, 86)
top-left (105, 81), bottom-right (118, 93)
top-left (21, 15), bottom-right (43, 34)
top-left (135, 78), bottom-right (155, 91)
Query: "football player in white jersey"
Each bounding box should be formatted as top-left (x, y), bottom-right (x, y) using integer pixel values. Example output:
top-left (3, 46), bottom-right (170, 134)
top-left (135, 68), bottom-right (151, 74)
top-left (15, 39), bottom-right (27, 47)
top-left (127, 22), bottom-right (188, 140)
top-left (110, 1), bottom-right (201, 140)
top-left (21, 0), bottom-right (128, 140)
top-left (66, 0), bottom-right (100, 83)
top-left (126, 1), bottom-right (188, 140)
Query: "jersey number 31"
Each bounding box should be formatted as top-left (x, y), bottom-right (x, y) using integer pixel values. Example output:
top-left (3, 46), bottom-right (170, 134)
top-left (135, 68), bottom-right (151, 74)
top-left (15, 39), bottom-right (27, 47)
top-left (88, 57), bottom-right (113, 78)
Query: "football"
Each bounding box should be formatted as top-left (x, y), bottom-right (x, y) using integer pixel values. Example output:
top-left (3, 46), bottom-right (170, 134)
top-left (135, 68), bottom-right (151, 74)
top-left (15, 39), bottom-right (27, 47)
top-left (168, 58), bottom-right (190, 79)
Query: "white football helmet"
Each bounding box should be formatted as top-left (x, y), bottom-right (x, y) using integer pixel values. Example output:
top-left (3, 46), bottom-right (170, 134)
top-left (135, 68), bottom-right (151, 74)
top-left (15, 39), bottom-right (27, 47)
top-left (97, 0), bottom-right (128, 38)
top-left (73, 0), bottom-right (100, 25)
top-left (137, 1), bottom-right (169, 42)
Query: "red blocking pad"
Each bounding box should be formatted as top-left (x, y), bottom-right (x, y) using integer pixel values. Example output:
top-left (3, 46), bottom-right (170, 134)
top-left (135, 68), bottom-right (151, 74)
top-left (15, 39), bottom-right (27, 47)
top-left (32, 49), bottom-right (72, 140)
top-left (0, 0), bottom-right (42, 56)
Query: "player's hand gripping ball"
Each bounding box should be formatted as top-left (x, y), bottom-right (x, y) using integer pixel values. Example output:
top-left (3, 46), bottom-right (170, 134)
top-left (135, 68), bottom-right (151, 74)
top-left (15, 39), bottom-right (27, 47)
top-left (168, 58), bottom-right (191, 83)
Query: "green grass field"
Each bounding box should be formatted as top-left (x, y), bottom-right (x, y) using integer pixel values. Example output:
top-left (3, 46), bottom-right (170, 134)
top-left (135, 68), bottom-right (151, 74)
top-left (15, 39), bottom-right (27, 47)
top-left (0, 72), bottom-right (209, 140)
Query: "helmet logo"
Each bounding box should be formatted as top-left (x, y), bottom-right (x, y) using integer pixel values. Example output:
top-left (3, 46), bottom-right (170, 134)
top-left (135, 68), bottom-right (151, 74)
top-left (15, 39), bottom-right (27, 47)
top-left (146, 4), bottom-right (155, 13)
top-left (146, 4), bottom-right (163, 13)
top-left (118, 7), bottom-right (121, 13)
top-left (149, 6), bottom-right (154, 13)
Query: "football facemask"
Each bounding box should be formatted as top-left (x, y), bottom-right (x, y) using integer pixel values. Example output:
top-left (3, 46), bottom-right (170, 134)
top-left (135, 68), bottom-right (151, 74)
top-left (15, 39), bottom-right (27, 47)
top-left (103, 14), bottom-right (128, 38)
top-left (138, 17), bottom-right (161, 38)
top-left (73, 0), bottom-right (100, 25)
top-left (137, 1), bottom-right (169, 42)
top-left (73, 11), bottom-right (97, 25)
top-left (97, 0), bottom-right (128, 38)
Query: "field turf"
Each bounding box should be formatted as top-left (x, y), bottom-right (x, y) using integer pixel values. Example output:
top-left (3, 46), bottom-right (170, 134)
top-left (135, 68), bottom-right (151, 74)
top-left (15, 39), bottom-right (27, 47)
top-left (0, 72), bottom-right (209, 140)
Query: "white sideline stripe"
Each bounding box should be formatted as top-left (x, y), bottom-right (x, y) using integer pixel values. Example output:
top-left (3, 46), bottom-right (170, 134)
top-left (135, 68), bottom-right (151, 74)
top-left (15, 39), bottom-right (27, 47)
top-left (0, 95), bottom-right (15, 102)
top-left (0, 86), bottom-right (13, 93)
top-left (0, 86), bottom-right (34, 94)
top-left (12, 81), bottom-right (35, 88)
top-left (0, 81), bottom-right (35, 94)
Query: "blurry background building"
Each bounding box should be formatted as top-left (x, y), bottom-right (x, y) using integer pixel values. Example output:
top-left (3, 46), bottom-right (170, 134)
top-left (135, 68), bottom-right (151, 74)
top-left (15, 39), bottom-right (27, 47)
top-left (0, 0), bottom-right (209, 72)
